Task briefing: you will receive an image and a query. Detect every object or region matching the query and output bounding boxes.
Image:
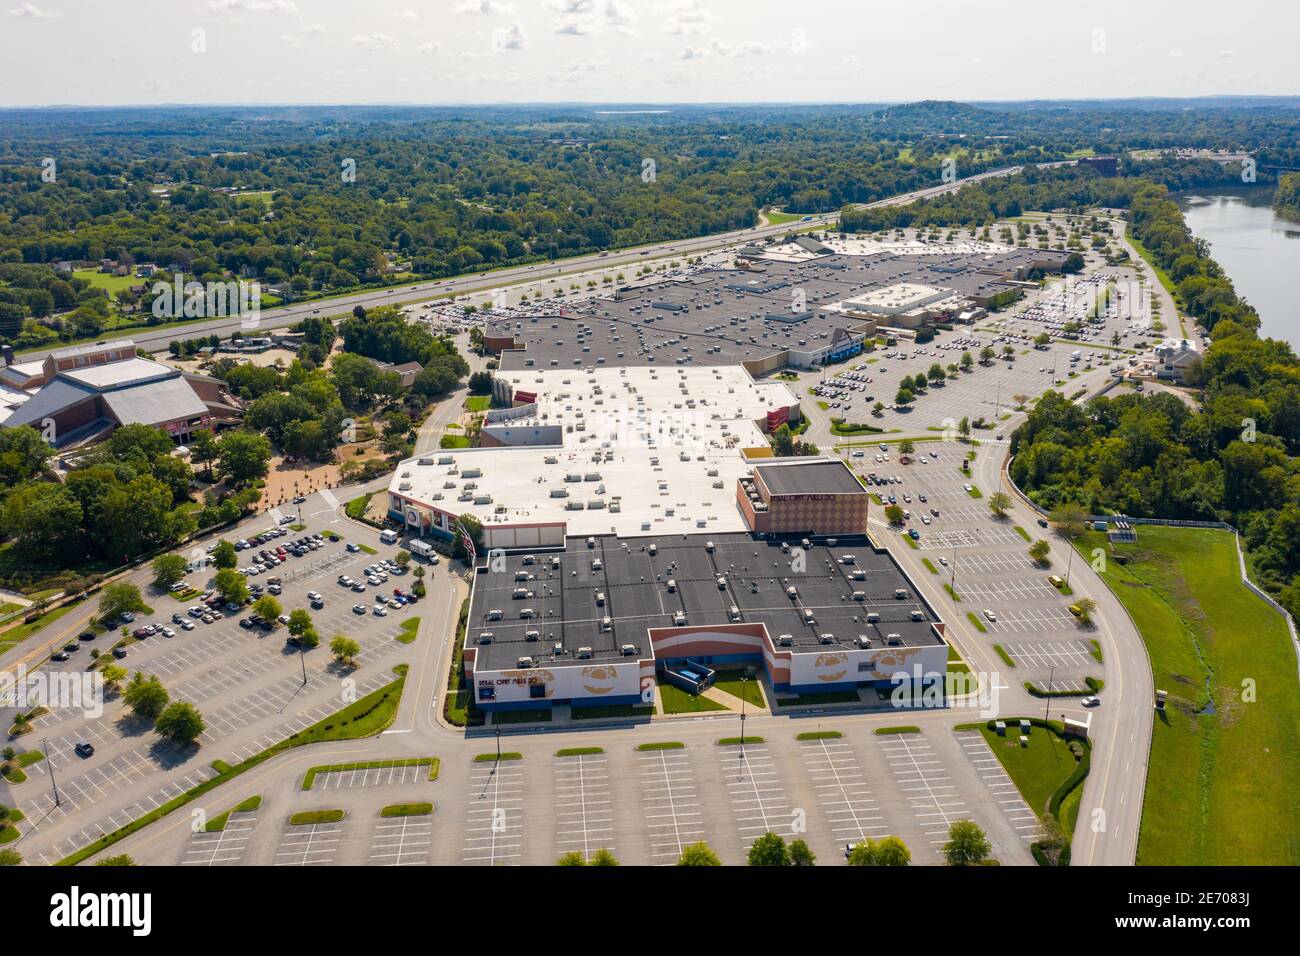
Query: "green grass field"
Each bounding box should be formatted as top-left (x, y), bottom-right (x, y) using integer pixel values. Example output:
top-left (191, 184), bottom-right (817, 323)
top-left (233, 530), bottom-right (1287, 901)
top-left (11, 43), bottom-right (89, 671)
top-left (464, 394), bottom-right (491, 412)
top-left (1078, 527), bottom-right (1300, 865)
top-left (657, 679), bottom-right (727, 714)
top-left (711, 671), bottom-right (765, 708)
top-left (972, 723), bottom-right (1081, 824)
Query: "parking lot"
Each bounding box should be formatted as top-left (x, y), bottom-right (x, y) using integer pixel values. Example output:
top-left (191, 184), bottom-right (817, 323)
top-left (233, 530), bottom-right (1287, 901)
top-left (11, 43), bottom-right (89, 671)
top-left (638, 746), bottom-right (707, 864)
top-left (369, 814), bottom-right (434, 866)
top-left (553, 752), bottom-right (617, 861)
top-left (461, 759), bottom-right (526, 866)
top-left (8, 512), bottom-right (421, 866)
top-left (274, 818), bottom-right (344, 866)
top-left (181, 809), bottom-right (260, 866)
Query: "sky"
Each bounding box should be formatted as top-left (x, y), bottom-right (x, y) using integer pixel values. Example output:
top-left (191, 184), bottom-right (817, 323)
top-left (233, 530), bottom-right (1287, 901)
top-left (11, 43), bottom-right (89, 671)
top-left (1, 0), bottom-right (1296, 107)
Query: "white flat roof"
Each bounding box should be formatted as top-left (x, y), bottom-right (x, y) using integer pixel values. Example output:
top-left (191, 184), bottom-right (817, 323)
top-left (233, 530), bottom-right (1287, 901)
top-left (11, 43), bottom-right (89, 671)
top-left (491, 365), bottom-right (797, 449)
top-left (60, 358), bottom-right (175, 390)
top-left (392, 364), bottom-right (810, 538)
top-left (391, 444), bottom-right (760, 538)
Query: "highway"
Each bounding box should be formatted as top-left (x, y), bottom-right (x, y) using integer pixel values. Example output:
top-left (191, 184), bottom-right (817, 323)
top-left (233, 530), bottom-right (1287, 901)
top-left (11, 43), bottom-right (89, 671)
top-left (15, 162), bottom-right (1064, 362)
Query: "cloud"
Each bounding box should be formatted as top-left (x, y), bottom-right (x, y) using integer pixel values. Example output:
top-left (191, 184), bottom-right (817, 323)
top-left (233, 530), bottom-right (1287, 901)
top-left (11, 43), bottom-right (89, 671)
top-left (1167, 49), bottom-right (1184, 57)
top-left (6, 2), bottom-right (60, 16)
top-left (301, 22), bottom-right (324, 34)
top-left (398, 8), bottom-right (418, 20)
top-left (455, 0), bottom-right (515, 13)
top-left (279, 34), bottom-right (303, 48)
top-left (416, 41), bottom-right (442, 54)
top-left (605, 0), bottom-right (637, 34)
top-left (491, 21), bottom-right (529, 51)
top-left (206, 0), bottom-right (298, 12)
top-left (1218, 49), bottom-right (1236, 58)
top-left (353, 32), bottom-right (399, 50)
top-left (681, 38), bottom-right (773, 60)
top-left (661, 0), bottom-right (715, 35)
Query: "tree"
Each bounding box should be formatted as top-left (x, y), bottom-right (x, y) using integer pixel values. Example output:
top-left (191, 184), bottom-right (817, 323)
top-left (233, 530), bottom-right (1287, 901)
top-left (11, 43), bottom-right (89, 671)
top-left (331, 635), bottom-right (361, 665)
top-left (944, 819), bottom-right (992, 866)
top-left (747, 832), bottom-right (791, 866)
top-left (0, 425), bottom-right (52, 486)
top-left (1028, 539), bottom-right (1052, 565)
top-left (215, 430), bottom-right (272, 486)
top-left (394, 549), bottom-right (411, 569)
top-left (789, 839), bottom-right (816, 866)
top-left (155, 702), bottom-right (205, 745)
top-left (151, 553), bottom-right (189, 591)
top-left (212, 539), bottom-right (237, 569)
top-left (848, 835), bottom-right (911, 866)
top-left (894, 388), bottom-right (914, 408)
top-left (1074, 597), bottom-right (1098, 625)
top-left (987, 491), bottom-right (1011, 518)
top-left (98, 582), bottom-right (147, 624)
top-left (898, 438), bottom-right (915, 456)
top-left (100, 664), bottom-right (128, 693)
top-left (676, 841), bottom-right (721, 866)
top-left (287, 608), bottom-right (313, 637)
top-left (0, 848), bottom-right (22, 866)
top-left (189, 428), bottom-right (219, 481)
top-left (558, 848), bottom-right (619, 865)
top-left (557, 851), bottom-right (585, 866)
top-left (885, 504), bottom-right (906, 526)
top-left (123, 672), bottom-right (170, 721)
top-left (959, 350), bottom-right (974, 370)
top-left (252, 595), bottom-right (282, 623)
top-left (95, 854), bottom-right (137, 866)
top-left (979, 346), bottom-right (996, 365)
top-left (1049, 502), bottom-right (1089, 541)
top-left (452, 513), bottom-right (483, 563)
top-left (214, 568), bottom-right (249, 605)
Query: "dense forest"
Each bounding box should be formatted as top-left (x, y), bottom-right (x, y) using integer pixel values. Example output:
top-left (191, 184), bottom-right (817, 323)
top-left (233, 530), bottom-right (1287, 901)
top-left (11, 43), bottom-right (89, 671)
top-left (2, 100), bottom-right (1298, 349)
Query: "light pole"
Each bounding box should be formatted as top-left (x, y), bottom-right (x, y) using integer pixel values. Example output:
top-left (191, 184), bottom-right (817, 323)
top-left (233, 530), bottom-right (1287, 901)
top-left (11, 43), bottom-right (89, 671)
top-left (1044, 665), bottom-right (1054, 723)
top-left (1064, 545), bottom-right (1075, 588)
top-left (298, 642), bottom-right (307, 686)
top-left (43, 738), bottom-right (59, 808)
top-left (738, 674), bottom-right (748, 781)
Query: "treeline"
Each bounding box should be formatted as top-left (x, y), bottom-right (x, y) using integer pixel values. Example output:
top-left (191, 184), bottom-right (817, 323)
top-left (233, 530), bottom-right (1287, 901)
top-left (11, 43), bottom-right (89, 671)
top-left (0, 424), bottom-right (263, 590)
top-left (840, 158), bottom-right (1248, 232)
top-left (213, 307), bottom-right (467, 462)
top-left (1275, 172), bottom-right (1300, 223)
top-left (998, 172), bottom-right (1300, 614)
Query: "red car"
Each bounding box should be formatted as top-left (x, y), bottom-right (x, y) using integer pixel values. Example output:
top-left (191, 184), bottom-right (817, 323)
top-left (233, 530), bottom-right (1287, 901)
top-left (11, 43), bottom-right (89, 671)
top-left (393, 587), bottom-right (406, 598)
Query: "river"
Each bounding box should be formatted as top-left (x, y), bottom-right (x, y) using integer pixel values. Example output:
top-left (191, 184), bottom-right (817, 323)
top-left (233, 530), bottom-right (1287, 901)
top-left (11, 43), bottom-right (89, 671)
top-left (1176, 185), bottom-right (1300, 348)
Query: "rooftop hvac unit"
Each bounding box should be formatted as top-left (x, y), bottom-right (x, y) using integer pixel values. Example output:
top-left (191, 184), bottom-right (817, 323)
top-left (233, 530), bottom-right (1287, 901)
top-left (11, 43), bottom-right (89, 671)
top-left (517, 656), bottom-right (534, 668)
top-left (886, 633), bottom-right (903, 646)
top-left (856, 635), bottom-right (873, 649)
top-left (477, 631), bottom-right (494, 644)
top-left (577, 646), bottom-right (593, 659)
top-left (437, 456), bottom-right (453, 465)
top-left (462, 468), bottom-right (482, 479)
top-left (819, 633), bottom-right (835, 645)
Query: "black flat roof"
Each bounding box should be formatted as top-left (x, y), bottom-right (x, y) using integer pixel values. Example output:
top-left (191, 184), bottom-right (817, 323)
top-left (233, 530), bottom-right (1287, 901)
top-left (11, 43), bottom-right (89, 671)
top-left (756, 459), bottom-right (866, 496)
top-left (466, 531), bottom-right (941, 671)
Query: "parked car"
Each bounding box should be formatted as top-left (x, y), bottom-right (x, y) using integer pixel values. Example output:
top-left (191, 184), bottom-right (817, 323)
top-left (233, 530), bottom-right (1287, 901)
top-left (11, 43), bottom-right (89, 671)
top-left (75, 742), bottom-right (95, 758)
